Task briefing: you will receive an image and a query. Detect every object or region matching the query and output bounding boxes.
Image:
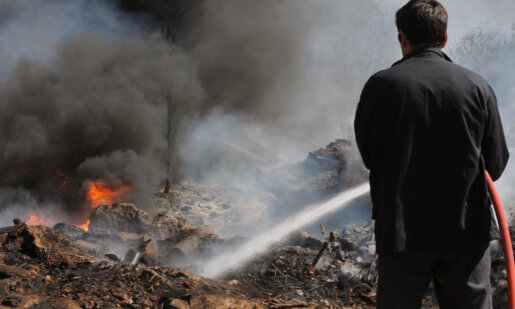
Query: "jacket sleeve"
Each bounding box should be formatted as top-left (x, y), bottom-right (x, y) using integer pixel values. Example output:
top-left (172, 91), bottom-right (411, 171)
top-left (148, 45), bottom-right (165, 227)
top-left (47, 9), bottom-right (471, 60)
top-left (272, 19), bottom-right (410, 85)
top-left (354, 77), bottom-right (379, 170)
top-left (482, 86), bottom-right (509, 181)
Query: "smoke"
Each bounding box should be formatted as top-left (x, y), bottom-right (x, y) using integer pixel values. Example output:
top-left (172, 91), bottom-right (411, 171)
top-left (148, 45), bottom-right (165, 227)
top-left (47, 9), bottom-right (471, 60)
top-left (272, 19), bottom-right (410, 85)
top-left (179, 0), bottom-right (515, 205)
top-left (436, 1), bottom-right (515, 202)
top-left (0, 187), bottom-right (60, 227)
top-left (0, 0), bottom-right (142, 81)
top-left (181, 0), bottom-right (515, 151)
top-left (175, 0), bottom-right (398, 204)
top-left (0, 29), bottom-right (204, 221)
top-left (448, 28), bottom-right (515, 202)
top-left (0, 0), bottom-right (514, 227)
top-left (183, 0), bottom-right (397, 149)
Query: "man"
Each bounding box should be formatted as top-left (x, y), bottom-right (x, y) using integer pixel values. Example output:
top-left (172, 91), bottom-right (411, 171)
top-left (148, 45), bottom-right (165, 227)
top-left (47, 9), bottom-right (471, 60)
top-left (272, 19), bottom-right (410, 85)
top-left (354, 1), bottom-right (509, 308)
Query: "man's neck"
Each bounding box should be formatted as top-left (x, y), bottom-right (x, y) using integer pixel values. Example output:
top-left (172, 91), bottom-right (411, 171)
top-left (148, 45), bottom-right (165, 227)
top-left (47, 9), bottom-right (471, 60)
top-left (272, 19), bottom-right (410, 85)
top-left (402, 45), bottom-right (439, 56)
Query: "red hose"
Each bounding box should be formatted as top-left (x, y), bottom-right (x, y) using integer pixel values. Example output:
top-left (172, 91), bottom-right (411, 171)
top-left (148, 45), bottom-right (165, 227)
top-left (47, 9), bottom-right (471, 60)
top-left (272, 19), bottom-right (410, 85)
top-left (485, 170), bottom-right (515, 308)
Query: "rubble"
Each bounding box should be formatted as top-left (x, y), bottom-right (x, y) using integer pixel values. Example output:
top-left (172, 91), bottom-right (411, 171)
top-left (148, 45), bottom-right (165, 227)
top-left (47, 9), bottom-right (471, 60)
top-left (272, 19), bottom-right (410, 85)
top-left (155, 181), bottom-right (271, 236)
top-left (257, 140), bottom-right (368, 218)
top-left (89, 203), bottom-right (189, 239)
top-left (1, 207), bottom-right (512, 308)
top-left (490, 209), bottom-right (515, 308)
top-left (0, 218), bottom-right (267, 308)
top-left (154, 140), bottom-right (368, 237)
top-left (223, 242), bottom-right (378, 308)
top-left (215, 218), bottom-right (446, 309)
top-left (0, 217), bottom-right (350, 308)
top-left (53, 203), bottom-right (219, 269)
top-left (0, 140), bottom-right (512, 308)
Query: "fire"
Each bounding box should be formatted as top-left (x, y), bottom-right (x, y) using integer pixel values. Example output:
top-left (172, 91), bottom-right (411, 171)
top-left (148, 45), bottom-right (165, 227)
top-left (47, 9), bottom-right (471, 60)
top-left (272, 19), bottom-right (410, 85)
top-left (26, 214), bottom-right (53, 226)
top-left (79, 180), bottom-right (132, 231)
top-left (86, 181), bottom-right (132, 208)
top-left (79, 220), bottom-right (90, 232)
top-left (26, 214), bottom-right (44, 225)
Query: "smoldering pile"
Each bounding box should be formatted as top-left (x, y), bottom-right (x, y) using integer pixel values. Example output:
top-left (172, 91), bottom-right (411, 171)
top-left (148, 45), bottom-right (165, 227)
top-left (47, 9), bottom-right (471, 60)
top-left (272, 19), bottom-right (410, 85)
top-left (53, 203), bottom-right (218, 268)
top-left (0, 205), bottom-right (437, 308)
top-left (0, 218), bottom-right (265, 309)
top-left (0, 204), bottom-right (384, 308)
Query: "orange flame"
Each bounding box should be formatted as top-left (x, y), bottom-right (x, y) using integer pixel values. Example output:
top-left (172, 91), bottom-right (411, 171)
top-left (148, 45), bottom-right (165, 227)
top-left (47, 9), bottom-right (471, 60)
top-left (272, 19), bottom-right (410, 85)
top-left (26, 214), bottom-right (53, 226)
top-left (79, 220), bottom-right (90, 232)
top-left (79, 181), bottom-right (132, 231)
top-left (86, 181), bottom-right (132, 208)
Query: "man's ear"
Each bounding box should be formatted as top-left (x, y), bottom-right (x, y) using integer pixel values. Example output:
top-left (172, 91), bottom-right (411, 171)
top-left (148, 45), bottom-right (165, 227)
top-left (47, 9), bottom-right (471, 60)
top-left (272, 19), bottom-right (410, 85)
top-left (399, 30), bottom-right (410, 49)
top-left (441, 30), bottom-right (449, 49)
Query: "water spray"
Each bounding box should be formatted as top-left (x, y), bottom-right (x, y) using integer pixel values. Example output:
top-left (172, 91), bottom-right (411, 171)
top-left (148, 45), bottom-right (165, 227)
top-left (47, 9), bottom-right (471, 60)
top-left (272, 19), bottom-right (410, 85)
top-left (486, 170), bottom-right (515, 309)
top-left (199, 182), bottom-right (370, 279)
top-left (200, 171), bottom-right (514, 307)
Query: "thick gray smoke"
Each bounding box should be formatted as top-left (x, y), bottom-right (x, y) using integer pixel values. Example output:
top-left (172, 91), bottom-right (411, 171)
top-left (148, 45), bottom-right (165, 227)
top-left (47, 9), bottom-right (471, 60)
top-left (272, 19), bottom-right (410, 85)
top-left (177, 0), bottom-right (398, 186)
top-left (0, 5), bottom-right (204, 224)
top-left (184, 0), bottom-right (396, 147)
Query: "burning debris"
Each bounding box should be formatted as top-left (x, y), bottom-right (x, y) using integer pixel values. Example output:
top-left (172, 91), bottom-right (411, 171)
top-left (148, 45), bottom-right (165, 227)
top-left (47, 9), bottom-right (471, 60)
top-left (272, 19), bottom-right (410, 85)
top-left (1, 198), bottom-right (514, 308)
top-left (0, 139), bottom-right (378, 307)
top-left (52, 202), bottom-right (218, 269)
top-left (0, 30), bottom-right (205, 228)
top-left (2, 210), bottom-right (383, 308)
top-left (80, 181), bottom-right (133, 231)
top-left (0, 205), bottom-right (370, 308)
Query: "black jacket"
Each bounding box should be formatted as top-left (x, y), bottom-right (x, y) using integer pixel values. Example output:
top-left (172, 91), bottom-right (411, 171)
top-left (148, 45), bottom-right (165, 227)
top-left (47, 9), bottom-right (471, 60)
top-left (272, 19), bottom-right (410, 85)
top-left (354, 47), bottom-right (509, 254)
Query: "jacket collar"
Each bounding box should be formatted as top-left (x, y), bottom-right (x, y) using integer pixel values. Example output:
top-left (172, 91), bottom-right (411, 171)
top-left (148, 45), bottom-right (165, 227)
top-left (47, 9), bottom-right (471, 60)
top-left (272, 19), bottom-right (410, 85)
top-left (392, 47), bottom-right (453, 67)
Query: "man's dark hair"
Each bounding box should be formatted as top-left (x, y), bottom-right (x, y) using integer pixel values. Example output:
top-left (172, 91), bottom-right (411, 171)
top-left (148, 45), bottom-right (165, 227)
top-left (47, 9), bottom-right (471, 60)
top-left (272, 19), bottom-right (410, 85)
top-left (396, 0), bottom-right (448, 47)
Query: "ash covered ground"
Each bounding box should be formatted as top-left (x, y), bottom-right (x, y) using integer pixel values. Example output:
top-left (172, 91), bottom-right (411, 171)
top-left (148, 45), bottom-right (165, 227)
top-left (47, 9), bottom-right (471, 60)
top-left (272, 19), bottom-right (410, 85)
top-left (0, 141), bottom-right (513, 308)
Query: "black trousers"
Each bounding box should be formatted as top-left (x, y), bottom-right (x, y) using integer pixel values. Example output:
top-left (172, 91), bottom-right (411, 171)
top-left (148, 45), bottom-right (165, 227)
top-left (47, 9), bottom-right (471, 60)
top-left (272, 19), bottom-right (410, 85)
top-left (377, 244), bottom-right (492, 309)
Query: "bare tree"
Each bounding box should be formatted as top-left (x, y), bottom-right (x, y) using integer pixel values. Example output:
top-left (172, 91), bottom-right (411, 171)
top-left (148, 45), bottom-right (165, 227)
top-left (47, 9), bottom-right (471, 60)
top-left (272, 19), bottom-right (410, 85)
top-left (161, 0), bottom-right (186, 194)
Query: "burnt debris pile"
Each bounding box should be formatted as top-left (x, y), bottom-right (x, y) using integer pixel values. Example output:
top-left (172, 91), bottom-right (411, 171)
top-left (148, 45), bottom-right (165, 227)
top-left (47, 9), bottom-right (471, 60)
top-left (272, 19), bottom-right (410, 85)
top-left (0, 214), bottom-right (444, 308)
top-left (257, 139), bottom-right (369, 218)
top-left (490, 208), bottom-right (515, 308)
top-left (52, 203), bottom-right (218, 268)
top-left (223, 222), bottom-right (380, 308)
top-left (155, 181), bottom-right (270, 236)
top-left (1, 204), bottom-right (513, 307)
top-left (0, 216), bottom-right (379, 308)
top-left (0, 219), bottom-right (265, 308)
